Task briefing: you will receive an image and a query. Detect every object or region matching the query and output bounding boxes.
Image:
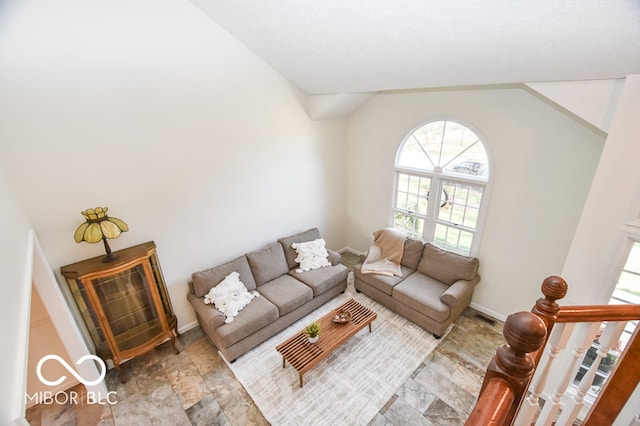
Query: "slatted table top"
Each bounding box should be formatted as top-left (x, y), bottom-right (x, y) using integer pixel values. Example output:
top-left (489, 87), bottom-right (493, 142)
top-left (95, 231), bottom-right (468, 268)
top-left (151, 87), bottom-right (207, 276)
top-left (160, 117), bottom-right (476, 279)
top-left (275, 298), bottom-right (377, 387)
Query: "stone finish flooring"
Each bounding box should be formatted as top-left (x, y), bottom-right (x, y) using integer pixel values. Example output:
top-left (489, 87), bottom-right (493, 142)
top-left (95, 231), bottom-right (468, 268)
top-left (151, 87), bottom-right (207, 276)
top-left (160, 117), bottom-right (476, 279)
top-left (26, 252), bottom-right (505, 425)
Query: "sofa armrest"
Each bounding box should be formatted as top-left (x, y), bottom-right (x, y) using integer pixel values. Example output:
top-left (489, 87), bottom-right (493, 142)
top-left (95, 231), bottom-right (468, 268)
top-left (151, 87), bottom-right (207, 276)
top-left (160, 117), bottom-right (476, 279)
top-left (440, 278), bottom-right (476, 307)
top-left (187, 292), bottom-right (226, 329)
top-left (327, 249), bottom-right (342, 266)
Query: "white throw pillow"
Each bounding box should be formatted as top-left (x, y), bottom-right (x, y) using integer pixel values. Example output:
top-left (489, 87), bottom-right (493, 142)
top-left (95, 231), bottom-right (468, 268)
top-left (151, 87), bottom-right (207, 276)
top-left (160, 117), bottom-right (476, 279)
top-left (291, 238), bottom-right (331, 273)
top-left (203, 271), bottom-right (258, 323)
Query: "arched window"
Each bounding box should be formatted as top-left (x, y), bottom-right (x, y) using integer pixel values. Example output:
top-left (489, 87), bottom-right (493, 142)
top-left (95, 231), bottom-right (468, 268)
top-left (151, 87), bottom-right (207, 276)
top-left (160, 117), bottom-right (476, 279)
top-left (393, 119), bottom-right (490, 255)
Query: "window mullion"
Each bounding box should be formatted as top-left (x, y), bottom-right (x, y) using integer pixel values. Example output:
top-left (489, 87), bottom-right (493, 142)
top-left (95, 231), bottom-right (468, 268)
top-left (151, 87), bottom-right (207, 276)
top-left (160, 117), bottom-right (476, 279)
top-left (423, 176), bottom-right (440, 241)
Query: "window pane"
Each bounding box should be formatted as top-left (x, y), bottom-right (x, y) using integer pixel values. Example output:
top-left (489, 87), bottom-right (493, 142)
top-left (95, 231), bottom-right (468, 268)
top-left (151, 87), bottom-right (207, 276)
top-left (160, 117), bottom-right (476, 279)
top-left (468, 186), bottom-right (483, 208)
top-left (439, 180), bottom-right (483, 230)
top-left (443, 142), bottom-right (490, 178)
top-left (410, 121), bottom-right (445, 166)
top-left (434, 223), bottom-right (473, 255)
top-left (463, 207), bottom-right (480, 228)
top-left (395, 173), bottom-right (430, 215)
top-left (395, 212), bottom-right (424, 238)
top-left (397, 137), bottom-right (434, 170)
top-left (614, 242), bottom-right (640, 305)
top-left (397, 174), bottom-right (409, 192)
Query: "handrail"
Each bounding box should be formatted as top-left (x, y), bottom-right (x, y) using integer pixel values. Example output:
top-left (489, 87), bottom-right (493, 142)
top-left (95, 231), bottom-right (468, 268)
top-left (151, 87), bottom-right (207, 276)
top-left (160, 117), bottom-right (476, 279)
top-left (557, 304), bottom-right (640, 322)
top-left (465, 378), bottom-right (514, 425)
top-left (466, 276), bottom-right (640, 426)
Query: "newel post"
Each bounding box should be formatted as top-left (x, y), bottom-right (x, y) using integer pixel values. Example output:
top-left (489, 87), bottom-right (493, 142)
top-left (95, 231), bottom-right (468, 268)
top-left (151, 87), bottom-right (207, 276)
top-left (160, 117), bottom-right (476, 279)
top-left (466, 311), bottom-right (547, 425)
top-left (530, 275), bottom-right (568, 364)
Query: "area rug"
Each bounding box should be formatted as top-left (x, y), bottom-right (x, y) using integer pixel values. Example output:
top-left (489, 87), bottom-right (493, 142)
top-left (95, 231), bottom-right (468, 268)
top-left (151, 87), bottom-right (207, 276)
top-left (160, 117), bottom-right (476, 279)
top-left (225, 286), bottom-right (446, 426)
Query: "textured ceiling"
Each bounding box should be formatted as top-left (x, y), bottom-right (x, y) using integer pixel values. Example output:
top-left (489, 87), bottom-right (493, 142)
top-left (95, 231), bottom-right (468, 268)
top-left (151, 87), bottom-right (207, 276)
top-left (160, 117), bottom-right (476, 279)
top-left (191, 0), bottom-right (640, 95)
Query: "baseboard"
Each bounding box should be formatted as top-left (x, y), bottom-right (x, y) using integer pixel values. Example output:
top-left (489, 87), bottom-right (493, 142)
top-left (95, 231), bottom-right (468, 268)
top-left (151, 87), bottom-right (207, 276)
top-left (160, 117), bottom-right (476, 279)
top-left (469, 302), bottom-right (507, 323)
top-left (178, 320), bottom-right (200, 334)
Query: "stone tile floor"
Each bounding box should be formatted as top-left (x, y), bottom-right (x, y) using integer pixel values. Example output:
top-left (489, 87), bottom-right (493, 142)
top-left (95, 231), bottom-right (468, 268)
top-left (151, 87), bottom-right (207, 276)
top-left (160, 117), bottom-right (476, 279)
top-left (26, 252), bottom-right (505, 426)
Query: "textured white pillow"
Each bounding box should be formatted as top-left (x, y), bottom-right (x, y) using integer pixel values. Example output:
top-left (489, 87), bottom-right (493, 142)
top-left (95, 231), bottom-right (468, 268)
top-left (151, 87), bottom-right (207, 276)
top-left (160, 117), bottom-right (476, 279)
top-left (291, 238), bottom-right (331, 272)
top-left (203, 271), bottom-right (258, 323)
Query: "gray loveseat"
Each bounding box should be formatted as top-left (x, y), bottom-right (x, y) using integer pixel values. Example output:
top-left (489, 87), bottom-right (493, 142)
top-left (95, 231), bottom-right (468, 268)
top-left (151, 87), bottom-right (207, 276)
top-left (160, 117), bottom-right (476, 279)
top-left (353, 236), bottom-right (480, 338)
top-left (187, 228), bottom-right (349, 361)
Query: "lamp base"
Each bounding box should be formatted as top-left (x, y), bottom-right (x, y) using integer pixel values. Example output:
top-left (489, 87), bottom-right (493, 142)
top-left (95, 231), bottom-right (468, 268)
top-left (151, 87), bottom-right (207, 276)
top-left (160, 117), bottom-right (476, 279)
top-left (101, 238), bottom-right (118, 262)
top-left (102, 253), bottom-right (119, 263)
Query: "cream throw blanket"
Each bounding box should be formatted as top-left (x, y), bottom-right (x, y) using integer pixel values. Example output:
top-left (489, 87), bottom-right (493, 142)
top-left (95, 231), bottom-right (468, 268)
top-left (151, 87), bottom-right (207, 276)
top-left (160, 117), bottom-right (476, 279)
top-left (361, 228), bottom-right (406, 277)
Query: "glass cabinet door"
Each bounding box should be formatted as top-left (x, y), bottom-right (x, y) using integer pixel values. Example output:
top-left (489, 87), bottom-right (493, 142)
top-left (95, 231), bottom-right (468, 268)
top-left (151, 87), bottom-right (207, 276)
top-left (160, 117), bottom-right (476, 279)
top-left (92, 264), bottom-right (164, 352)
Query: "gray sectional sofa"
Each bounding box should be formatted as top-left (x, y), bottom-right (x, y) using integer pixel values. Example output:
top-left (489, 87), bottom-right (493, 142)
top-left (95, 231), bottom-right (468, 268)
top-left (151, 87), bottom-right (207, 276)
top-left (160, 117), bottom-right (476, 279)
top-left (353, 237), bottom-right (480, 338)
top-left (187, 228), bottom-right (349, 361)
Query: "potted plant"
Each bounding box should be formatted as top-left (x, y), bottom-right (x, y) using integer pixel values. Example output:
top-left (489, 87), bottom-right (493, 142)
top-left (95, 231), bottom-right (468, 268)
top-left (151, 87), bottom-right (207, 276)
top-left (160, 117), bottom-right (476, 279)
top-left (303, 321), bottom-right (321, 343)
top-left (598, 352), bottom-right (618, 374)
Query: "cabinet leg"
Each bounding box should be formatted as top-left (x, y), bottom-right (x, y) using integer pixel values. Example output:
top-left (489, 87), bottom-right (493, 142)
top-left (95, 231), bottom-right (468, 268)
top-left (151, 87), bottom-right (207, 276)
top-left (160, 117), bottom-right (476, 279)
top-left (172, 316), bottom-right (180, 337)
top-left (170, 334), bottom-right (179, 354)
top-left (115, 363), bottom-right (127, 383)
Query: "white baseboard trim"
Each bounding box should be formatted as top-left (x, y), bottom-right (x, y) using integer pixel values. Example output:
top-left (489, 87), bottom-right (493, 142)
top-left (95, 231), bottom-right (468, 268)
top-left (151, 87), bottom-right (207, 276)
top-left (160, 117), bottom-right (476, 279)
top-left (178, 320), bottom-right (200, 334)
top-left (469, 302), bottom-right (507, 323)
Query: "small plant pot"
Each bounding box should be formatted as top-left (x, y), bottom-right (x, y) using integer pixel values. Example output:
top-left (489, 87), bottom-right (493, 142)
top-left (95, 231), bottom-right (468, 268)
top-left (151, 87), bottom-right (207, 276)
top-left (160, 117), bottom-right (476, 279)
top-left (308, 336), bottom-right (319, 344)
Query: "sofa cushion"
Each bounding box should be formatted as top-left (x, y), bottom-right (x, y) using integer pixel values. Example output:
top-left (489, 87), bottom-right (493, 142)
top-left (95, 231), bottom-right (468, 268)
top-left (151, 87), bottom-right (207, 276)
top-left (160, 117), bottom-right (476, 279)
top-left (278, 228), bottom-right (323, 270)
top-left (417, 243), bottom-right (479, 285)
top-left (192, 255), bottom-right (257, 297)
top-left (213, 295), bottom-right (280, 348)
top-left (291, 238), bottom-right (331, 272)
top-left (354, 264), bottom-right (414, 296)
top-left (393, 271), bottom-right (451, 323)
top-left (290, 263), bottom-right (349, 296)
top-left (401, 237), bottom-right (424, 270)
top-left (202, 271), bottom-right (259, 324)
top-left (246, 242), bottom-right (289, 286)
top-left (258, 275), bottom-right (314, 315)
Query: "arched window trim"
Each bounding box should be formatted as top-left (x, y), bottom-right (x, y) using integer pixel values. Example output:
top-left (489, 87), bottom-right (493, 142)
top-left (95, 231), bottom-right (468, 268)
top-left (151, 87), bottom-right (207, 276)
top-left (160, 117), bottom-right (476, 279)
top-left (392, 117), bottom-right (493, 256)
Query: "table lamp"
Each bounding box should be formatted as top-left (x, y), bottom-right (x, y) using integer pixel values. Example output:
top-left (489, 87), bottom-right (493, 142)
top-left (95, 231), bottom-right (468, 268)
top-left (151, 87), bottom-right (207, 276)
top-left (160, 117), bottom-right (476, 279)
top-left (73, 207), bottom-right (129, 262)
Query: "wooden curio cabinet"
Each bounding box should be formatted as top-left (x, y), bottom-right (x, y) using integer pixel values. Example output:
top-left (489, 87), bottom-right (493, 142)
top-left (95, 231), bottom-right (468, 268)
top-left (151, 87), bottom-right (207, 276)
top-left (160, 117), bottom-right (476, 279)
top-left (61, 241), bottom-right (178, 382)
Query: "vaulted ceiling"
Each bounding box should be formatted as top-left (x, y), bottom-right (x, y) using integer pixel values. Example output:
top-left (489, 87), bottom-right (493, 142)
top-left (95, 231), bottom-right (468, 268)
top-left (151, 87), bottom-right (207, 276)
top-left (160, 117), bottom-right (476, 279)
top-left (191, 0), bottom-right (640, 95)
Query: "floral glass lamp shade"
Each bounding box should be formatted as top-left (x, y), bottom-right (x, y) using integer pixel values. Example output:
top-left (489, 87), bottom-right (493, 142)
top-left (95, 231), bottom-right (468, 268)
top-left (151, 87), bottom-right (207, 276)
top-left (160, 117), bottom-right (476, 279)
top-left (74, 207), bottom-right (129, 262)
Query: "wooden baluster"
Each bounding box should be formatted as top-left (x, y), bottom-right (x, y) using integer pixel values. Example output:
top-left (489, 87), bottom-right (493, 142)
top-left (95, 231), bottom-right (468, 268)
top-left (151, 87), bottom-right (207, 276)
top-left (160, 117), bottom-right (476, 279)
top-left (556, 320), bottom-right (627, 425)
top-left (513, 322), bottom-right (574, 426)
top-left (466, 311), bottom-right (547, 426)
top-left (535, 321), bottom-right (599, 425)
top-left (582, 323), bottom-right (640, 425)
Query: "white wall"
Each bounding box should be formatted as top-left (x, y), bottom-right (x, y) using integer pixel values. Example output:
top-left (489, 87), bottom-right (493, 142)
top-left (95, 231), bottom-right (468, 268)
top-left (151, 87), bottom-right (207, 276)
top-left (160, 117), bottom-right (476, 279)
top-left (0, 165), bottom-right (32, 423)
top-left (346, 86), bottom-right (605, 319)
top-left (0, 0), bottom-right (348, 342)
top-left (562, 76), bottom-right (640, 304)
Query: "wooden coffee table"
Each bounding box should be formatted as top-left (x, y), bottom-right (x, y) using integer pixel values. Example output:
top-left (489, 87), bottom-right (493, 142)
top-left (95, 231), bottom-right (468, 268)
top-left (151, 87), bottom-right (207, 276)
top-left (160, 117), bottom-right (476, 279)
top-left (275, 298), bottom-right (376, 387)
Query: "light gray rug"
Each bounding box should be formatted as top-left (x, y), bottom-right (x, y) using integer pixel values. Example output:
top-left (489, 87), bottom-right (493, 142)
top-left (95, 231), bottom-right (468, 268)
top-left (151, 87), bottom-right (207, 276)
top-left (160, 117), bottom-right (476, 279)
top-left (226, 286), bottom-right (445, 426)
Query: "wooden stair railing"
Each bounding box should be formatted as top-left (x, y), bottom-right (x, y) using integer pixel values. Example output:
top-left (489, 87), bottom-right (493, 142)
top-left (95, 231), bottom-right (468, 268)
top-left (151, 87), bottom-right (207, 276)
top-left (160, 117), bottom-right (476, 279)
top-left (465, 311), bottom-right (548, 425)
top-left (466, 276), bottom-right (640, 426)
top-left (556, 304), bottom-right (640, 426)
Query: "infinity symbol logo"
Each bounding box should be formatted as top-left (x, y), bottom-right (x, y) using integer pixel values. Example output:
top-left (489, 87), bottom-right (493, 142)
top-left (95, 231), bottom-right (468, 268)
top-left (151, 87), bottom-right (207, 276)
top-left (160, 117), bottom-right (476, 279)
top-left (36, 354), bottom-right (107, 387)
